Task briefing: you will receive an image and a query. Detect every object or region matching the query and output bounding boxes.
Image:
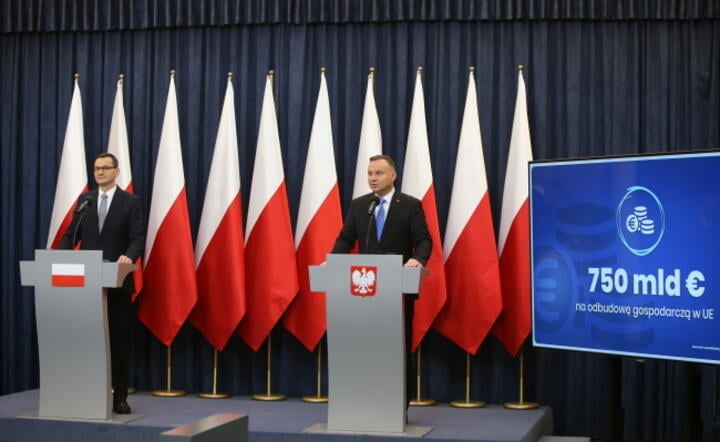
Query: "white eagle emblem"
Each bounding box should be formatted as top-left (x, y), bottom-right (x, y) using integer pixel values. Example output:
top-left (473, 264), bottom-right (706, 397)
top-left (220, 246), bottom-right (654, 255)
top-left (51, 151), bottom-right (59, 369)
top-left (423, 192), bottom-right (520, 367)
top-left (351, 266), bottom-right (377, 296)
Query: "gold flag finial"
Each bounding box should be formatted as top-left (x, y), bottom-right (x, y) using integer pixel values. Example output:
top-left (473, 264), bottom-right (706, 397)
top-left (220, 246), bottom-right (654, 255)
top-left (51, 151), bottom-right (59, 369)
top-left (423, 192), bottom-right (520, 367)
top-left (268, 70), bottom-right (275, 78)
top-left (170, 69), bottom-right (176, 78)
top-left (118, 74), bottom-right (125, 85)
top-left (369, 67), bottom-right (376, 74)
top-left (469, 66), bottom-right (476, 72)
top-left (320, 67), bottom-right (327, 73)
top-left (73, 73), bottom-right (80, 80)
top-left (517, 65), bottom-right (524, 71)
top-left (228, 72), bottom-right (234, 79)
top-left (416, 66), bottom-right (424, 73)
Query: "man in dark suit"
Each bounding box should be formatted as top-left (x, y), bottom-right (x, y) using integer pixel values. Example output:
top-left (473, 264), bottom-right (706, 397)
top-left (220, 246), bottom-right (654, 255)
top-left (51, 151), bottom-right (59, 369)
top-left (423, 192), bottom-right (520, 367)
top-left (60, 152), bottom-right (145, 414)
top-left (332, 154), bottom-right (432, 409)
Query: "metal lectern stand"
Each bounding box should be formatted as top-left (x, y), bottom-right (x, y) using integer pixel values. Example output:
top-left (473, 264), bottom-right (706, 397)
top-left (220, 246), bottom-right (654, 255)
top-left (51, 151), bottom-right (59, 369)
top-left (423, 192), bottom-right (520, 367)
top-left (19, 249), bottom-right (135, 421)
top-left (308, 254), bottom-right (430, 436)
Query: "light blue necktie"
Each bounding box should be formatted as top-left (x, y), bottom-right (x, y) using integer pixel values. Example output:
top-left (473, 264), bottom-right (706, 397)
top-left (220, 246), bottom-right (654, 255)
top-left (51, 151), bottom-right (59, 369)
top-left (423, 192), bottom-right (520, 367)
top-left (375, 198), bottom-right (386, 241)
top-left (98, 193), bottom-right (108, 231)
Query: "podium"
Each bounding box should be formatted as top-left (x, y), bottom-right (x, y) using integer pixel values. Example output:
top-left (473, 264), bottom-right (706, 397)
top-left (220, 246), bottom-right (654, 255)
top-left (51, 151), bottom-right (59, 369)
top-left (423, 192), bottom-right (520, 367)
top-left (19, 249), bottom-right (135, 420)
top-left (309, 254), bottom-right (426, 434)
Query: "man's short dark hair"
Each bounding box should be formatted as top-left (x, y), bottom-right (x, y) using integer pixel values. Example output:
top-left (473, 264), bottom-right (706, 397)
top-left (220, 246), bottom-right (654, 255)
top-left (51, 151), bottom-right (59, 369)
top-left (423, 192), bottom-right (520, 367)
top-left (369, 154), bottom-right (396, 170)
top-left (96, 152), bottom-right (118, 168)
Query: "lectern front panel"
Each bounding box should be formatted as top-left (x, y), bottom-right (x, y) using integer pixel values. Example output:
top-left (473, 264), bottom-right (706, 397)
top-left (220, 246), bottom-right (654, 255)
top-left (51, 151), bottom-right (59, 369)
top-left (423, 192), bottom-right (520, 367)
top-left (324, 254), bottom-right (406, 433)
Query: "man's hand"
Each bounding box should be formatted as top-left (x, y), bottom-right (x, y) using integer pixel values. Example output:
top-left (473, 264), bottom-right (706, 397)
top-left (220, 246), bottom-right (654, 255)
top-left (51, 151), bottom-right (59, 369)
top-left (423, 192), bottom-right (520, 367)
top-left (404, 258), bottom-right (423, 268)
top-left (117, 255), bottom-right (132, 264)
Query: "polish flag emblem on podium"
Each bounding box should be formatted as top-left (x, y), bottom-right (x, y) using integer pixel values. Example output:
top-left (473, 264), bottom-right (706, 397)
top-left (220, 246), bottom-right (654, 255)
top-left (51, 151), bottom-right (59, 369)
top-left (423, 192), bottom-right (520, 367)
top-left (51, 263), bottom-right (85, 287)
top-left (350, 266), bottom-right (377, 297)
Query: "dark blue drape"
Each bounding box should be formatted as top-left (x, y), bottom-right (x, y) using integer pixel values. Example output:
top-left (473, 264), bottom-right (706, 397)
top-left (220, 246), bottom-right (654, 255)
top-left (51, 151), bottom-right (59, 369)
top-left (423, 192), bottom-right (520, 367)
top-left (2, 0), bottom-right (720, 32)
top-left (1, 2), bottom-right (719, 441)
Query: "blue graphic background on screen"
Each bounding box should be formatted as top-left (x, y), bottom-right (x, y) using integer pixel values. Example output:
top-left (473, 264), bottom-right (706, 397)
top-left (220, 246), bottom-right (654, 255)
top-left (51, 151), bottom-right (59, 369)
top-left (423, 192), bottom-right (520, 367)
top-left (533, 245), bottom-right (574, 333)
top-left (531, 153), bottom-right (720, 363)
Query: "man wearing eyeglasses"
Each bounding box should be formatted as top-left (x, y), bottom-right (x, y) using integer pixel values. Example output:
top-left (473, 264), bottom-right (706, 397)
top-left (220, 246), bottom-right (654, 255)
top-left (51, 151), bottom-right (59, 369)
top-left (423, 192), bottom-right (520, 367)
top-left (60, 152), bottom-right (145, 415)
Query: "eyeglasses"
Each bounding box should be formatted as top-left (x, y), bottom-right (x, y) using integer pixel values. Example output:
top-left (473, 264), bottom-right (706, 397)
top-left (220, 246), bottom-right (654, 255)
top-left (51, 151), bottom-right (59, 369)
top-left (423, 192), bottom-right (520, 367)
top-left (94, 166), bottom-right (116, 172)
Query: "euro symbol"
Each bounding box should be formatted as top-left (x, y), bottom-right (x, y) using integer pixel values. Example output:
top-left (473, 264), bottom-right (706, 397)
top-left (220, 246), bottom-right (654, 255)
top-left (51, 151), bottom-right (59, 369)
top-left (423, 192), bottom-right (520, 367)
top-left (685, 270), bottom-right (706, 298)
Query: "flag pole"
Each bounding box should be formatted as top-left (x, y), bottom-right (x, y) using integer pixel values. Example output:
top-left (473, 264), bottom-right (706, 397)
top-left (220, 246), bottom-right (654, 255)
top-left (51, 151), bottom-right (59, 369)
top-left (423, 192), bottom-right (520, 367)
top-left (409, 342), bottom-right (436, 406)
top-left (152, 344), bottom-right (186, 397)
top-left (252, 332), bottom-right (286, 401)
top-left (302, 338), bottom-right (328, 403)
top-left (407, 65), bottom-right (436, 408)
top-left (151, 71), bottom-right (186, 399)
top-left (451, 351), bottom-right (486, 408)
top-left (118, 72), bottom-right (137, 397)
top-left (250, 70), bottom-right (286, 402)
top-left (197, 348), bottom-right (231, 399)
top-left (503, 345), bottom-right (538, 409)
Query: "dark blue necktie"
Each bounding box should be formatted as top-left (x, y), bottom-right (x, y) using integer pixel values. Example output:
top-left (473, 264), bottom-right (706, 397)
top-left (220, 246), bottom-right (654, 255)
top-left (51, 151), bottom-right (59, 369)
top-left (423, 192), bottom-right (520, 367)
top-left (375, 198), bottom-right (386, 240)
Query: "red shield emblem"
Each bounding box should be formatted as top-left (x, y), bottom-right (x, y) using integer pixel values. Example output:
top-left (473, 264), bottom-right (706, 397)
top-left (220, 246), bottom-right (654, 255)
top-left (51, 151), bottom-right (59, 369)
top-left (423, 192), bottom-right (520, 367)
top-left (350, 266), bottom-right (377, 297)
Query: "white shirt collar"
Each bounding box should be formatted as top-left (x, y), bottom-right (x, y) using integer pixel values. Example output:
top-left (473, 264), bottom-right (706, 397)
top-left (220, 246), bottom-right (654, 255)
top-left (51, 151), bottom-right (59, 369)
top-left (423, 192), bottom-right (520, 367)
top-left (375, 188), bottom-right (394, 212)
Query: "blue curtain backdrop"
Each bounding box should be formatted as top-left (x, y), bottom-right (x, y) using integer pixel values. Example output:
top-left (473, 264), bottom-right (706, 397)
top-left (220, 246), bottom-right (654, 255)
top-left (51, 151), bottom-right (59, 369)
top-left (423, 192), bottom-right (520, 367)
top-left (1, 1), bottom-right (719, 440)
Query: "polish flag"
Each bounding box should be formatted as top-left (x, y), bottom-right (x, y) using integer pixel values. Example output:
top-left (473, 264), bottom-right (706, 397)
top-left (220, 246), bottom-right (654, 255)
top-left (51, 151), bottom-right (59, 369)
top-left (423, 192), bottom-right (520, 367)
top-left (283, 70), bottom-right (342, 351)
top-left (107, 75), bottom-right (143, 301)
top-left (238, 73), bottom-right (299, 351)
top-left (190, 77), bottom-right (246, 351)
top-left (352, 69), bottom-right (382, 198)
top-left (401, 69), bottom-right (447, 351)
top-left (136, 74), bottom-right (198, 346)
top-left (434, 70), bottom-right (503, 355)
top-left (47, 78), bottom-right (87, 249)
top-left (492, 68), bottom-right (534, 356)
top-left (51, 263), bottom-right (85, 287)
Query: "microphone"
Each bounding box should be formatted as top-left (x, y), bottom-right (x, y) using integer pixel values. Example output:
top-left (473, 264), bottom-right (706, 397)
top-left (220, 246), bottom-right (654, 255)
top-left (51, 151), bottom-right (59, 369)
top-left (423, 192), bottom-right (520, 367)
top-left (365, 197), bottom-right (381, 250)
top-left (367, 197), bottom-right (379, 216)
top-left (75, 197), bottom-right (93, 214)
top-left (72, 196), bottom-right (95, 245)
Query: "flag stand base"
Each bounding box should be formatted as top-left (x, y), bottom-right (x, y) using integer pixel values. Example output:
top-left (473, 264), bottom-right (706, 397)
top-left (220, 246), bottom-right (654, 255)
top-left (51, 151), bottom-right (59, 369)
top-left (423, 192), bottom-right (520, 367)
top-left (410, 398), bottom-right (436, 406)
top-left (152, 389), bottom-right (186, 397)
top-left (504, 401), bottom-right (539, 410)
top-left (450, 400), bottom-right (486, 408)
top-left (252, 393), bottom-right (286, 401)
top-left (302, 395), bottom-right (328, 403)
top-left (198, 392), bottom-right (231, 399)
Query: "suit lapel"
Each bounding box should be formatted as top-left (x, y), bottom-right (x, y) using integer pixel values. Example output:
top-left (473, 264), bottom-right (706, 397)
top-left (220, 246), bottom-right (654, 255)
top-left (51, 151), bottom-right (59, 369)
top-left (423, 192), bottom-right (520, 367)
top-left (85, 189), bottom-right (101, 237)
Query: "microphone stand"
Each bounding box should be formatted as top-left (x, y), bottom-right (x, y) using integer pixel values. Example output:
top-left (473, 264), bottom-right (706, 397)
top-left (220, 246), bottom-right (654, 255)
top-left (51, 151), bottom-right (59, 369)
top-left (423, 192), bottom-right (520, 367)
top-left (365, 198), bottom-right (378, 250)
top-left (72, 203), bottom-right (90, 247)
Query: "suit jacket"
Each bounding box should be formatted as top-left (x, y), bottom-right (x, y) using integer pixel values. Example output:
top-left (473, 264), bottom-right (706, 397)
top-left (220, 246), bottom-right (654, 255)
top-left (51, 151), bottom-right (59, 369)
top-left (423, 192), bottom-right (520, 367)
top-left (332, 191), bottom-right (432, 265)
top-left (59, 187), bottom-right (145, 290)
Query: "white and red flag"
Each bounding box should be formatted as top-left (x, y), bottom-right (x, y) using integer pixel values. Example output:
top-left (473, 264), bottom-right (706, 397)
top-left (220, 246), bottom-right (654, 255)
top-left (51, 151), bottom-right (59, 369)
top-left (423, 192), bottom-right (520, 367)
top-left (401, 69), bottom-right (447, 351)
top-left (107, 77), bottom-right (134, 193)
top-left (107, 76), bottom-right (143, 300)
top-left (352, 69), bottom-right (382, 198)
top-left (492, 68), bottom-right (534, 356)
top-left (238, 73), bottom-right (299, 351)
top-left (51, 263), bottom-right (85, 287)
top-left (137, 74), bottom-right (197, 346)
top-left (283, 70), bottom-right (342, 351)
top-left (434, 70), bottom-right (503, 354)
top-left (189, 77), bottom-right (247, 351)
top-left (47, 78), bottom-right (87, 249)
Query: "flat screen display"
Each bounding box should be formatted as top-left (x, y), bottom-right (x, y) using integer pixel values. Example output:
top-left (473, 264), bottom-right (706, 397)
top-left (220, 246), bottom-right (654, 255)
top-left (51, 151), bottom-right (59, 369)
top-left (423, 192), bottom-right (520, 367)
top-left (530, 151), bottom-right (720, 364)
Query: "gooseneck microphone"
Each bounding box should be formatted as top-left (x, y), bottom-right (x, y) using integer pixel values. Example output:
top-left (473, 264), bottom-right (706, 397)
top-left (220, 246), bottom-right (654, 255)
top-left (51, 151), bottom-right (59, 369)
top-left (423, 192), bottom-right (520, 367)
top-left (74, 198), bottom-right (92, 214)
top-left (365, 197), bottom-right (381, 250)
top-left (72, 196), bottom-right (95, 246)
